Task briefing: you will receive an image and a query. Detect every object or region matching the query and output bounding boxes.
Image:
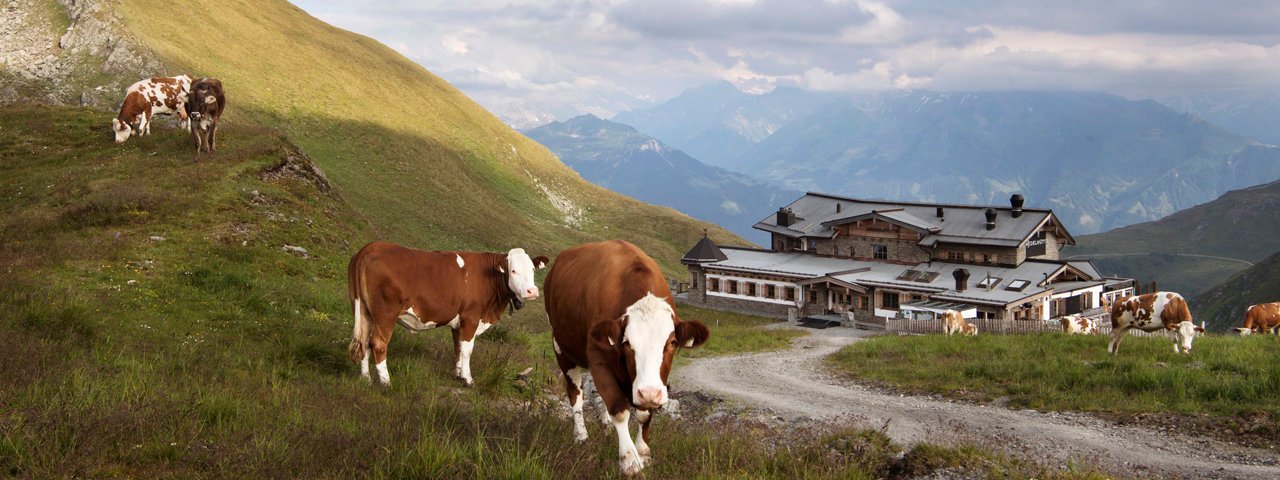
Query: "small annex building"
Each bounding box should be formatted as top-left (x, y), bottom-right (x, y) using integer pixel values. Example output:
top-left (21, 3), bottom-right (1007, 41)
top-left (682, 192), bottom-right (1135, 323)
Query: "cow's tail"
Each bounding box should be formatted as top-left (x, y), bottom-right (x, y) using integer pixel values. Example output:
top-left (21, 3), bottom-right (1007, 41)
top-left (348, 250), bottom-right (371, 364)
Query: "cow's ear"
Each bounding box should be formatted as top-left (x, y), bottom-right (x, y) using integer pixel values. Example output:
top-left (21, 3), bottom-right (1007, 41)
top-left (675, 320), bottom-right (710, 349)
top-left (590, 318), bottom-right (623, 348)
top-left (532, 256), bottom-right (549, 270)
top-left (1195, 326), bottom-right (1205, 334)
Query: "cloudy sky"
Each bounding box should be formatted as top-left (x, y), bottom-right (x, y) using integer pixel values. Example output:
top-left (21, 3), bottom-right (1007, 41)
top-left (295, 0), bottom-right (1280, 127)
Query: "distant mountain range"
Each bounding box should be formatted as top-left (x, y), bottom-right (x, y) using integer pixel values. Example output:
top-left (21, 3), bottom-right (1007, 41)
top-left (1160, 91), bottom-right (1280, 147)
top-left (523, 115), bottom-right (798, 244)
top-left (1069, 180), bottom-right (1280, 297)
top-left (612, 85), bottom-right (1280, 235)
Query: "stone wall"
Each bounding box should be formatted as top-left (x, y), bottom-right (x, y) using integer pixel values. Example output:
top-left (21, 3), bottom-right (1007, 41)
top-left (828, 235), bottom-right (929, 263)
top-left (679, 293), bottom-right (793, 319)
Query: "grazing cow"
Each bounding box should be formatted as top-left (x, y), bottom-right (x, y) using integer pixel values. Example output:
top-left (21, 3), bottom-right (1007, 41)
top-left (347, 241), bottom-right (547, 386)
top-left (941, 310), bottom-right (965, 336)
top-left (186, 78), bottom-right (225, 154)
top-left (113, 75), bottom-right (192, 143)
top-left (544, 240), bottom-right (709, 477)
top-left (1060, 315), bottom-right (1096, 335)
top-left (1235, 302), bottom-right (1280, 335)
top-left (1108, 291), bottom-right (1203, 354)
top-left (961, 321), bottom-right (978, 336)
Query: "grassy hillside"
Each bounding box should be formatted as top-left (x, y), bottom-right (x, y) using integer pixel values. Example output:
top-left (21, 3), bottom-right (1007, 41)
top-left (114, 0), bottom-right (746, 274)
top-left (1194, 251), bottom-right (1280, 330)
top-left (1068, 179), bottom-right (1280, 297)
top-left (830, 334), bottom-right (1280, 444)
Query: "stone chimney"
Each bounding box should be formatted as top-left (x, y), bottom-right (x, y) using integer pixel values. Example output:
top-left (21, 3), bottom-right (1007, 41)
top-left (777, 207), bottom-right (796, 227)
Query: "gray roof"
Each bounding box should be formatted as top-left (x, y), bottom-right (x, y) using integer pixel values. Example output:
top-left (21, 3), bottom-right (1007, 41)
top-left (705, 247), bottom-right (1098, 307)
top-left (756, 192), bottom-right (1073, 248)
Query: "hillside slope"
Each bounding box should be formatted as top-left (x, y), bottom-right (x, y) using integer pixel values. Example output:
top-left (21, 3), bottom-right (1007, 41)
top-left (1069, 180), bottom-right (1280, 296)
top-left (1193, 251), bottom-right (1280, 331)
top-left (524, 115), bottom-right (797, 243)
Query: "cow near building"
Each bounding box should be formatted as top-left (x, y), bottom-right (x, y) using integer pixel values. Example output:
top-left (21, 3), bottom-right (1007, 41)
top-left (1235, 302), bottom-right (1280, 335)
top-left (186, 77), bottom-right (225, 155)
top-left (961, 321), bottom-right (978, 336)
top-left (346, 241), bottom-right (547, 387)
top-left (113, 75), bottom-right (192, 143)
top-left (1108, 291), bottom-right (1203, 354)
top-left (544, 240), bottom-right (710, 477)
top-left (1060, 315), bottom-right (1096, 335)
top-left (942, 310), bottom-right (965, 336)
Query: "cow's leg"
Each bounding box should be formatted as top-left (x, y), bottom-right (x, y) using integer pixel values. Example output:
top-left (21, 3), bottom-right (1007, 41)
top-left (452, 320), bottom-right (479, 386)
top-left (564, 367), bottom-right (588, 442)
top-left (1108, 326), bottom-right (1127, 355)
top-left (634, 408), bottom-right (653, 462)
top-left (611, 409), bottom-right (643, 476)
top-left (371, 315), bottom-right (395, 386)
top-left (209, 122), bottom-right (218, 153)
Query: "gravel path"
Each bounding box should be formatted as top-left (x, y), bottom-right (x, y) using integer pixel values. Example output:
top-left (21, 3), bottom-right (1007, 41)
top-left (674, 326), bottom-right (1280, 479)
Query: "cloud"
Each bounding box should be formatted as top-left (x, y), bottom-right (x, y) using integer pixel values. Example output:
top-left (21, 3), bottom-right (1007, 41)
top-left (293, 0), bottom-right (1280, 124)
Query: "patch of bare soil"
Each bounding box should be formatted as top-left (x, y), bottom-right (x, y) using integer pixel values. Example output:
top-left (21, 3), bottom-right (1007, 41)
top-left (673, 327), bottom-right (1280, 480)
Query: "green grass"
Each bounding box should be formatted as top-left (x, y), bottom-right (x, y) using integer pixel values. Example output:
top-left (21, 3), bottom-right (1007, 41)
top-left (829, 333), bottom-right (1280, 433)
top-left (0, 105), bottom-right (1111, 478)
top-left (677, 305), bottom-right (805, 359)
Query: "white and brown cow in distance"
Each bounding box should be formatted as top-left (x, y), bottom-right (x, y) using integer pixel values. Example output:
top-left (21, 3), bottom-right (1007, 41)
top-left (544, 240), bottom-right (709, 477)
top-left (113, 75), bottom-right (192, 143)
top-left (186, 77), bottom-right (225, 154)
top-left (1235, 302), bottom-right (1280, 335)
top-left (1108, 291), bottom-right (1203, 354)
top-left (347, 241), bottom-right (547, 386)
top-left (941, 310), bottom-right (965, 336)
top-left (1060, 315), bottom-right (1097, 335)
top-left (961, 321), bottom-right (978, 336)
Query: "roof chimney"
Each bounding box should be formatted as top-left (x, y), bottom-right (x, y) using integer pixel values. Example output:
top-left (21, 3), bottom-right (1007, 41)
top-left (776, 207), bottom-right (796, 227)
top-left (936, 207), bottom-right (944, 220)
top-left (984, 208), bottom-right (997, 230)
top-left (953, 268), bottom-right (969, 292)
top-left (1010, 194), bottom-right (1025, 218)
top-left (836, 203), bottom-right (842, 213)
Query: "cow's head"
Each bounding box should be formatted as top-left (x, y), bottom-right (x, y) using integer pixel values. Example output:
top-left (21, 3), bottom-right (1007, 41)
top-left (1234, 327), bottom-right (1253, 336)
top-left (497, 248), bottom-right (546, 309)
top-left (112, 118), bottom-right (133, 143)
top-left (1172, 320), bottom-right (1205, 353)
top-left (590, 293), bottom-right (709, 409)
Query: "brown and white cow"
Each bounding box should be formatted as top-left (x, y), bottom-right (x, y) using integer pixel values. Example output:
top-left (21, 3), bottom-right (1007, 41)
top-left (113, 75), bottom-right (192, 143)
top-left (1108, 291), bottom-right (1203, 354)
top-left (1235, 302), bottom-right (1280, 335)
top-left (544, 240), bottom-right (709, 477)
top-left (186, 77), bottom-right (225, 154)
top-left (941, 310), bottom-right (965, 336)
top-left (346, 241), bottom-right (547, 386)
top-left (961, 321), bottom-right (978, 336)
top-left (1060, 315), bottom-right (1096, 335)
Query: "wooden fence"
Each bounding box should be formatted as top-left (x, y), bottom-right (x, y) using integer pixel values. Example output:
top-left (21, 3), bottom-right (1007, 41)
top-left (885, 314), bottom-right (1165, 337)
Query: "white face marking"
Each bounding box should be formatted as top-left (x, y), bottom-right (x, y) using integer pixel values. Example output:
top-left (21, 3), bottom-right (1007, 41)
top-left (1236, 328), bottom-right (1253, 336)
top-left (1175, 320), bottom-right (1200, 352)
top-left (456, 254), bottom-right (465, 269)
top-left (623, 293), bottom-right (676, 408)
top-left (505, 248), bottom-right (539, 300)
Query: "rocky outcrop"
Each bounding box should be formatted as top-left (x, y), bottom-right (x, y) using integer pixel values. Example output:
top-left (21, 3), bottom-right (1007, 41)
top-left (0, 0), bottom-right (164, 107)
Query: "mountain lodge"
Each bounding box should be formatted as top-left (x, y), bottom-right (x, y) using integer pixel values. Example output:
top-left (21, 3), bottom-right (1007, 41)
top-left (681, 192), bottom-right (1135, 324)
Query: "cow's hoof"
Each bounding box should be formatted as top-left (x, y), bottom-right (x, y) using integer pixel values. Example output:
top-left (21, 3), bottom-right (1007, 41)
top-left (619, 450), bottom-right (644, 477)
top-left (637, 443), bottom-right (651, 460)
top-left (573, 431), bottom-right (588, 443)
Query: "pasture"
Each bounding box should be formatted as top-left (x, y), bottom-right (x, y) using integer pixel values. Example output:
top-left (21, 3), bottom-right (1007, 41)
top-left (0, 105), bottom-right (1111, 478)
top-left (828, 332), bottom-right (1280, 443)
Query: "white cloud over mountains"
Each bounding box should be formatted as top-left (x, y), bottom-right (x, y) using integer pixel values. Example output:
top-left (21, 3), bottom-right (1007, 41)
top-left (295, 0), bottom-right (1280, 126)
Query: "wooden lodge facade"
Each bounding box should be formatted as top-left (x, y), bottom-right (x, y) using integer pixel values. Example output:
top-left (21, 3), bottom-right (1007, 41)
top-left (682, 192), bottom-right (1135, 324)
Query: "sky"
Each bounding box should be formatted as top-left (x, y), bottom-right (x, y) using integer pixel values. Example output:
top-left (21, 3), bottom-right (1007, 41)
top-left (294, 0), bottom-right (1280, 127)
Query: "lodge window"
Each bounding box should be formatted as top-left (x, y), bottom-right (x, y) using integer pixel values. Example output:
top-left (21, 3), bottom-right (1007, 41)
top-left (709, 278), bottom-right (720, 292)
top-left (765, 284), bottom-right (776, 298)
top-left (785, 287), bottom-right (796, 301)
top-left (881, 291), bottom-right (900, 309)
top-left (746, 283), bottom-right (757, 297)
top-left (873, 245), bottom-right (888, 260)
top-left (807, 290), bottom-right (818, 303)
top-left (947, 251), bottom-right (962, 261)
top-left (808, 239), bottom-right (818, 251)
top-left (728, 281), bottom-right (739, 294)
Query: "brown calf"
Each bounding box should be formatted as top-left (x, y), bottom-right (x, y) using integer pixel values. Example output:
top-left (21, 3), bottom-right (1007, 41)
top-left (186, 78), bottom-right (225, 154)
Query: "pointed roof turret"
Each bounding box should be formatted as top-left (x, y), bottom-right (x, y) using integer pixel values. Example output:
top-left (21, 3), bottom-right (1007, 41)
top-left (682, 231), bottom-right (728, 264)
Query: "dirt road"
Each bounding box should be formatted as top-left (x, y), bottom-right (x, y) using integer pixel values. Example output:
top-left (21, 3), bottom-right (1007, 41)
top-left (674, 327), bottom-right (1280, 479)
